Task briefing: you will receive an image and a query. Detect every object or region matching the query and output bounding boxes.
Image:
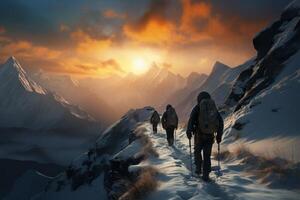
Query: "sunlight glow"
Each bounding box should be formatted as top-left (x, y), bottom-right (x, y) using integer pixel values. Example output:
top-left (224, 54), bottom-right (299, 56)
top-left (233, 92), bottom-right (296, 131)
top-left (132, 57), bottom-right (149, 74)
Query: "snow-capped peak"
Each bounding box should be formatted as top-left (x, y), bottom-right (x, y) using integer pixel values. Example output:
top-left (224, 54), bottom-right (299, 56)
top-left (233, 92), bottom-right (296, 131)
top-left (4, 56), bottom-right (26, 74)
top-left (0, 56), bottom-right (47, 94)
top-left (211, 61), bottom-right (230, 74)
top-left (284, 0), bottom-right (300, 13)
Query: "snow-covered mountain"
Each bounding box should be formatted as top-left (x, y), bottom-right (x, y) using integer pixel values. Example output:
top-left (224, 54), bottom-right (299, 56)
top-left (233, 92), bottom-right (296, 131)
top-left (0, 56), bottom-right (102, 165)
top-left (222, 0), bottom-right (300, 160)
top-left (9, 108), bottom-right (299, 200)
top-left (79, 63), bottom-right (185, 116)
top-left (31, 72), bottom-right (118, 126)
top-left (3, 1), bottom-right (300, 199)
top-left (164, 72), bottom-right (207, 110)
top-left (175, 60), bottom-right (252, 120)
top-left (26, 107), bottom-right (155, 200)
top-left (131, 63), bottom-right (186, 106)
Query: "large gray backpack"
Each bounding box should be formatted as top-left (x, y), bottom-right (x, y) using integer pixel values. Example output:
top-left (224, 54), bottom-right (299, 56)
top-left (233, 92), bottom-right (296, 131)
top-left (198, 99), bottom-right (219, 134)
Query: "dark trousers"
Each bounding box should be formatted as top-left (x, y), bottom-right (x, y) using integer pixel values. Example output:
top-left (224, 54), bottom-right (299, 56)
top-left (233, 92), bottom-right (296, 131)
top-left (166, 126), bottom-right (175, 146)
top-left (194, 133), bottom-right (214, 177)
top-left (152, 123), bottom-right (158, 133)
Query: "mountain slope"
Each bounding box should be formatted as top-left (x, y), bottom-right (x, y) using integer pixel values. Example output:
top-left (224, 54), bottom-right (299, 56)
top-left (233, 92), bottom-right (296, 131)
top-left (127, 63), bottom-right (185, 107)
top-left (164, 72), bottom-right (207, 110)
top-left (31, 72), bottom-right (118, 126)
top-left (31, 107), bottom-right (155, 200)
top-left (22, 121), bottom-right (300, 200)
top-left (222, 0), bottom-right (300, 159)
top-left (226, 1), bottom-right (300, 109)
top-left (176, 60), bottom-right (252, 120)
top-left (0, 56), bottom-right (102, 165)
top-left (78, 63), bottom-right (185, 116)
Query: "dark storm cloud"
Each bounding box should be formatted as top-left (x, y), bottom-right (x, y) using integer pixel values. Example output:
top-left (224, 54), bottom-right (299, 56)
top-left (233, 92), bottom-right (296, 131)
top-left (207, 0), bottom-right (292, 21)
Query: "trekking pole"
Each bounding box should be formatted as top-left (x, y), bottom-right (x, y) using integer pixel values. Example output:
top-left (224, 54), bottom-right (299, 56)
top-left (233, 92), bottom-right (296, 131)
top-left (217, 143), bottom-right (222, 177)
top-left (218, 143), bottom-right (220, 168)
top-left (174, 129), bottom-right (176, 146)
top-left (189, 139), bottom-right (193, 176)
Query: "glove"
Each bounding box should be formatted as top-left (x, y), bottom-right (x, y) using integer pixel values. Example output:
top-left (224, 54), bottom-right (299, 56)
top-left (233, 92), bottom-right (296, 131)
top-left (216, 136), bottom-right (222, 144)
top-left (187, 131), bottom-right (192, 140)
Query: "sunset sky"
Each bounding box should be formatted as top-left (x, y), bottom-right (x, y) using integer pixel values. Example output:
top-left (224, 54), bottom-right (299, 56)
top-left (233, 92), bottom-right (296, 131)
top-left (0, 0), bottom-right (292, 77)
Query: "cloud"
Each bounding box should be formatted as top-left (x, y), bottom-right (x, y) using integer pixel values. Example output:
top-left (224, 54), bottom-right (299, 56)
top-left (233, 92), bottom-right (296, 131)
top-left (103, 9), bottom-right (126, 19)
top-left (0, 40), bottom-right (61, 61)
top-left (101, 59), bottom-right (123, 71)
top-left (123, 0), bottom-right (269, 47)
top-left (75, 59), bottom-right (123, 72)
top-left (0, 0), bottom-right (292, 76)
top-left (0, 26), bottom-right (5, 34)
top-left (60, 24), bottom-right (70, 32)
top-left (162, 62), bottom-right (172, 70)
top-left (71, 29), bottom-right (112, 56)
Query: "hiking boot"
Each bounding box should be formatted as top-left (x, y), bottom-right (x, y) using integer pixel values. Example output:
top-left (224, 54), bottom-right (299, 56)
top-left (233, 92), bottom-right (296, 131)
top-left (202, 175), bottom-right (210, 182)
top-left (195, 169), bottom-right (202, 175)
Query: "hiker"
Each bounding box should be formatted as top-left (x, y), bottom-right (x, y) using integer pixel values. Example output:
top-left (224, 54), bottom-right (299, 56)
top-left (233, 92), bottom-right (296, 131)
top-left (162, 104), bottom-right (178, 146)
top-left (150, 110), bottom-right (160, 134)
top-left (186, 91), bottom-right (223, 182)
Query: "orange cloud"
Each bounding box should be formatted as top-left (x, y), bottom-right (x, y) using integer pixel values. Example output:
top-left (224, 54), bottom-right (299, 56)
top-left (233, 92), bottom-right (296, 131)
top-left (124, 19), bottom-right (182, 45)
top-left (1, 40), bottom-right (61, 61)
top-left (123, 0), bottom-right (267, 48)
top-left (75, 59), bottom-right (123, 72)
top-left (180, 0), bottom-right (211, 31)
top-left (103, 9), bottom-right (126, 19)
top-left (71, 29), bottom-right (111, 56)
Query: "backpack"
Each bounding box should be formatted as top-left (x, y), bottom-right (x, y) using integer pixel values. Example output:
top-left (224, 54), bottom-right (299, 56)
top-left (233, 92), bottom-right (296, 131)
top-left (166, 108), bottom-right (178, 127)
top-left (151, 112), bottom-right (160, 124)
top-left (198, 99), bottom-right (219, 134)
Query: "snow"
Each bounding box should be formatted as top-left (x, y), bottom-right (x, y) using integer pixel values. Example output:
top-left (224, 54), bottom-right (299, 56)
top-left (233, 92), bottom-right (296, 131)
top-left (14, 104), bottom-right (299, 200)
top-left (0, 56), bottom-right (46, 94)
top-left (285, 0), bottom-right (300, 12)
top-left (144, 124), bottom-right (299, 200)
top-left (268, 16), bottom-right (300, 54)
top-left (0, 57), bottom-right (101, 165)
top-left (0, 56), bottom-right (97, 129)
top-left (177, 59), bottom-right (254, 120)
top-left (223, 50), bottom-right (300, 162)
top-left (32, 174), bottom-right (107, 200)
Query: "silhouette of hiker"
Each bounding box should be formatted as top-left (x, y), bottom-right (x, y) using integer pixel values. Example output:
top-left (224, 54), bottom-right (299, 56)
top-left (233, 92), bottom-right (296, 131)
top-left (162, 104), bottom-right (178, 146)
top-left (186, 91), bottom-right (223, 181)
top-left (150, 110), bottom-right (160, 134)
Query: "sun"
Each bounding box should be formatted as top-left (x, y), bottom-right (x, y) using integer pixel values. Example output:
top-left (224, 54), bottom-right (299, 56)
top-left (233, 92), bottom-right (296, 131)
top-left (132, 57), bottom-right (149, 74)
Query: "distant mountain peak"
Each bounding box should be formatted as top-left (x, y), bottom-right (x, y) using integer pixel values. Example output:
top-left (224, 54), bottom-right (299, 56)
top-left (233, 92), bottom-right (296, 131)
top-left (211, 61), bottom-right (230, 74)
top-left (0, 56), bottom-right (47, 94)
top-left (3, 56), bottom-right (26, 74)
top-left (285, 0), bottom-right (300, 12)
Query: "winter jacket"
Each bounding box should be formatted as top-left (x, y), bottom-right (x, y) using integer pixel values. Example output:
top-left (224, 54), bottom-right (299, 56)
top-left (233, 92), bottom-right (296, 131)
top-left (150, 111), bottom-right (160, 124)
top-left (161, 107), bottom-right (178, 129)
top-left (187, 104), bottom-right (223, 141)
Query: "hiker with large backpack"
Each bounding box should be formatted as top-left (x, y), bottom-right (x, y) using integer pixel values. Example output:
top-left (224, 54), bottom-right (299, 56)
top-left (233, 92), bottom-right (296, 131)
top-left (150, 110), bottom-right (160, 134)
top-left (186, 91), bottom-right (223, 182)
top-left (162, 105), bottom-right (178, 146)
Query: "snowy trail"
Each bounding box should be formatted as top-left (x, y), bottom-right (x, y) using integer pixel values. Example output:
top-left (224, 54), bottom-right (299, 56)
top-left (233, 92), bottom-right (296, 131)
top-left (142, 123), bottom-right (299, 200)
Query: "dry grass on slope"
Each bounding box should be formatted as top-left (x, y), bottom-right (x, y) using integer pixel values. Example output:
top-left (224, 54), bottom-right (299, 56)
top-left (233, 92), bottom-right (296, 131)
top-left (119, 167), bottom-right (159, 200)
top-left (134, 126), bottom-right (159, 158)
top-left (213, 144), bottom-right (300, 189)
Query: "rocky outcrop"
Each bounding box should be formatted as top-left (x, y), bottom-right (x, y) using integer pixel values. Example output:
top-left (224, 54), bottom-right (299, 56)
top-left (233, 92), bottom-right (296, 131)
top-left (226, 2), bottom-right (300, 111)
